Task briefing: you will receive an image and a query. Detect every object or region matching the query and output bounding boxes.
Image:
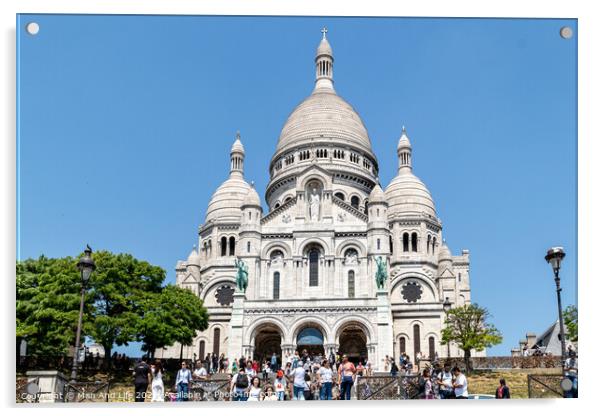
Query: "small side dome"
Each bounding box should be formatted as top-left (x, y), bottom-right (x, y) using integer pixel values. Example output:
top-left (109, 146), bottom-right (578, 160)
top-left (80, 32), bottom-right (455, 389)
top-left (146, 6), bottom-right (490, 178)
top-left (438, 241), bottom-right (452, 262)
top-left (242, 183), bottom-right (261, 208)
top-left (187, 246), bottom-right (200, 266)
top-left (385, 171), bottom-right (436, 217)
top-left (205, 176), bottom-right (251, 223)
top-left (369, 182), bottom-right (386, 204)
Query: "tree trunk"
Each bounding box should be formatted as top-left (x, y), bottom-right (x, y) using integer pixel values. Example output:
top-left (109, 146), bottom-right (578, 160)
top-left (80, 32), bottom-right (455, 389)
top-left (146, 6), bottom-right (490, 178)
top-left (180, 343), bottom-right (183, 361)
top-left (463, 349), bottom-right (472, 374)
top-left (104, 345), bottom-right (112, 370)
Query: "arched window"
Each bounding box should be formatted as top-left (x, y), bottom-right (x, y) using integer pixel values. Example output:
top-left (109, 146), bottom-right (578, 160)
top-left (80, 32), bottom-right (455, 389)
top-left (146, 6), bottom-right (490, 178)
top-left (429, 336), bottom-right (436, 360)
top-left (413, 324), bottom-right (421, 359)
top-left (273, 272), bottom-right (280, 300)
top-left (351, 195), bottom-right (360, 209)
top-left (432, 237), bottom-right (437, 254)
top-left (220, 236), bottom-right (227, 257)
top-left (229, 236), bottom-right (236, 256)
top-left (458, 273), bottom-right (462, 282)
top-left (389, 236), bottom-right (393, 254)
top-left (334, 192), bottom-right (345, 201)
top-left (364, 200), bottom-right (369, 213)
top-left (427, 235), bottom-right (431, 254)
top-left (213, 328), bottom-right (220, 354)
top-left (411, 233), bottom-right (418, 252)
top-left (399, 337), bottom-right (406, 354)
top-left (377, 239), bottom-right (381, 250)
top-left (247, 241), bottom-right (251, 253)
top-left (309, 248), bottom-right (320, 287)
top-left (348, 270), bottom-right (355, 298)
top-left (284, 196), bottom-right (292, 203)
top-left (274, 203), bottom-right (280, 209)
top-left (199, 340), bottom-right (205, 359)
top-left (403, 233), bottom-right (409, 252)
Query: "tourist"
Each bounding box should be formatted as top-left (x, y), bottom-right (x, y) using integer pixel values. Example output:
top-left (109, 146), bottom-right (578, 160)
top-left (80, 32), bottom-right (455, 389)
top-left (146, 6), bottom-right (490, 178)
top-left (274, 369), bottom-right (287, 401)
top-left (365, 358), bottom-right (372, 376)
top-left (271, 352), bottom-right (278, 372)
top-left (564, 353), bottom-right (578, 398)
top-left (317, 359), bottom-right (334, 400)
top-left (390, 360), bottom-right (399, 377)
top-left (231, 359), bottom-right (238, 374)
top-left (231, 367), bottom-right (250, 401)
top-left (245, 360), bottom-right (257, 378)
top-left (416, 351), bottom-right (423, 371)
top-left (338, 354), bottom-right (356, 400)
top-left (212, 353), bottom-right (219, 375)
top-left (175, 361), bottom-right (192, 402)
top-left (193, 360), bottom-right (208, 381)
top-left (292, 351), bottom-right (300, 369)
top-left (495, 378), bottom-right (511, 399)
top-left (151, 360), bottom-right (165, 402)
top-left (133, 356), bottom-right (151, 403)
top-left (264, 385), bottom-right (278, 401)
top-left (383, 355), bottom-right (390, 372)
top-left (421, 368), bottom-right (434, 399)
top-left (247, 376), bottom-right (263, 401)
top-left (262, 361), bottom-right (270, 382)
top-left (452, 367), bottom-right (468, 399)
top-left (219, 353), bottom-right (226, 373)
top-left (356, 361), bottom-right (365, 377)
top-left (288, 360), bottom-right (307, 400)
top-left (437, 362), bottom-right (454, 399)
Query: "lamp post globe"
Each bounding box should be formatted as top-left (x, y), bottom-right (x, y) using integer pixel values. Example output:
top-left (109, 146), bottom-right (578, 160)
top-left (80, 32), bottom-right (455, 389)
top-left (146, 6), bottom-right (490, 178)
top-left (544, 247), bottom-right (567, 364)
top-left (71, 245), bottom-right (96, 383)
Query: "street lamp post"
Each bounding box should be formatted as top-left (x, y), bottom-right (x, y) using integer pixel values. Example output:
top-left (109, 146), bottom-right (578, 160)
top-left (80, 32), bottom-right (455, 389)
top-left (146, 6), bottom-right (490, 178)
top-left (443, 297), bottom-right (452, 359)
top-left (70, 245), bottom-right (96, 383)
top-left (545, 247), bottom-right (567, 364)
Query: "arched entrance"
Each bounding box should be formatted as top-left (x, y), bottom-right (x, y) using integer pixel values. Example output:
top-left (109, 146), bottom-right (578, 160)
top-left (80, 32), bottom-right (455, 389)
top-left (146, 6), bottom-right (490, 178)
top-left (296, 326), bottom-right (325, 357)
top-left (338, 323), bottom-right (368, 364)
top-left (253, 324), bottom-right (283, 365)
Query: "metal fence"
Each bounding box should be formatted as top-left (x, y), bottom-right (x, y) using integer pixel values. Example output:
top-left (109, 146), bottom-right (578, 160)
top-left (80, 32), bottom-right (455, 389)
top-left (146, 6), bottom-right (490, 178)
top-left (355, 375), bottom-right (421, 400)
top-left (527, 375), bottom-right (565, 398)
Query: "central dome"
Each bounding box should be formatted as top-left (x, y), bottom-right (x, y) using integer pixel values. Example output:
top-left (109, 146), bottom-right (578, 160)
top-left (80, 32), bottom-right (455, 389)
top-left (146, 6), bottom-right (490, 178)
top-left (274, 89), bottom-right (375, 158)
top-left (272, 31), bottom-right (375, 161)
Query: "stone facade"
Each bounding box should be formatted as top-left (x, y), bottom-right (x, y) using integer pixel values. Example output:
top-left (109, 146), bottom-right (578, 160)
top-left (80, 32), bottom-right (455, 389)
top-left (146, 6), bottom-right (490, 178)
top-left (157, 30), bottom-right (484, 369)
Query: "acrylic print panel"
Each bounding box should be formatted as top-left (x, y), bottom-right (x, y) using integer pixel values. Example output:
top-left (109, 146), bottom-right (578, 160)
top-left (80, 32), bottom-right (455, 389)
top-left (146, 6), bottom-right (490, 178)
top-left (16, 14), bottom-right (577, 403)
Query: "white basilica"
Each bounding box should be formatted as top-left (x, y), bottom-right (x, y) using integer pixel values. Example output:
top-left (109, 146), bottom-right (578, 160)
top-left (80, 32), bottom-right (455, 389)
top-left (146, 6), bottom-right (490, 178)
top-left (159, 31), bottom-right (482, 369)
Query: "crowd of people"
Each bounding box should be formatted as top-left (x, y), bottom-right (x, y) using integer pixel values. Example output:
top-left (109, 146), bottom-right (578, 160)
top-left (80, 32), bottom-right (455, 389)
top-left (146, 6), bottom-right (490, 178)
top-left (128, 350), bottom-right (519, 401)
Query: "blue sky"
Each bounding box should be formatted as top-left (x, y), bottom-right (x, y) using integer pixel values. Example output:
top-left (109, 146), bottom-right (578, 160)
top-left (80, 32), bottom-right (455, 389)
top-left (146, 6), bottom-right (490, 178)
top-left (17, 15), bottom-right (577, 357)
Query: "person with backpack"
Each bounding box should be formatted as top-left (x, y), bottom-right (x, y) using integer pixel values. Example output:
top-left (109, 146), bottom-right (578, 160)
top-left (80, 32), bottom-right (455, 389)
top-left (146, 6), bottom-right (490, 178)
top-left (495, 378), bottom-right (511, 399)
top-left (230, 367), bottom-right (250, 401)
top-left (133, 356), bottom-right (151, 402)
top-left (436, 362), bottom-right (454, 399)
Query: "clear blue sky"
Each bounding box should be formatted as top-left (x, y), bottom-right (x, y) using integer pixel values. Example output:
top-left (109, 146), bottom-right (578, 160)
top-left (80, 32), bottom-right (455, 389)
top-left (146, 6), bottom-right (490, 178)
top-left (17, 15), bottom-right (577, 356)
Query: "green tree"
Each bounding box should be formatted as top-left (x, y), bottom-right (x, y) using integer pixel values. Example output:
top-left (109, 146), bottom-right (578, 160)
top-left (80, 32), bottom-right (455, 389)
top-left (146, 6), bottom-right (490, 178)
top-left (440, 303), bottom-right (502, 372)
top-left (16, 256), bottom-right (87, 357)
top-left (16, 250), bottom-right (168, 367)
top-left (86, 251), bottom-right (165, 367)
top-left (137, 285), bottom-right (209, 358)
top-left (563, 305), bottom-right (578, 342)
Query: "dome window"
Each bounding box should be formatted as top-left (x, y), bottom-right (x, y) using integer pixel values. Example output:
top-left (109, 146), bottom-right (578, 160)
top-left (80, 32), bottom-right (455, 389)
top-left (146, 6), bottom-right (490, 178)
top-left (411, 233), bottom-right (418, 252)
top-left (220, 236), bottom-right (228, 257)
top-left (334, 192), bottom-right (345, 201)
top-left (229, 236), bottom-right (236, 256)
top-left (427, 235), bottom-right (432, 254)
top-left (403, 233), bottom-right (409, 252)
top-left (351, 195), bottom-right (360, 209)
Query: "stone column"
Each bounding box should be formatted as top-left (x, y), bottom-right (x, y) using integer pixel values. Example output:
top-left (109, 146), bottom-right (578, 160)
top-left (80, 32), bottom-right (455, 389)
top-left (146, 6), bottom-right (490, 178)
top-left (375, 288), bottom-right (393, 372)
top-left (227, 292), bottom-right (246, 361)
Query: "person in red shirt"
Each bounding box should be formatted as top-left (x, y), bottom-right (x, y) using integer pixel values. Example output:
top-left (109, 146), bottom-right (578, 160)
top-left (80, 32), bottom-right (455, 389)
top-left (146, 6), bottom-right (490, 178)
top-left (495, 378), bottom-right (510, 399)
top-left (337, 355), bottom-right (356, 400)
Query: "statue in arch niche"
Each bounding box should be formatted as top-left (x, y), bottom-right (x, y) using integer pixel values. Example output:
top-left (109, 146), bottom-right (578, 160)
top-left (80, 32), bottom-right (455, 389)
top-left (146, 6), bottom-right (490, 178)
top-left (309, 186), bottom-right (321, 222)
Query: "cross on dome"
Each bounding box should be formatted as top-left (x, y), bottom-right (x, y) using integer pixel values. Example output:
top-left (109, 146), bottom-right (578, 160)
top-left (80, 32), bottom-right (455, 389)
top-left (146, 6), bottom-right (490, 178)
top-left (321, 27), bottom-right (328, 39)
